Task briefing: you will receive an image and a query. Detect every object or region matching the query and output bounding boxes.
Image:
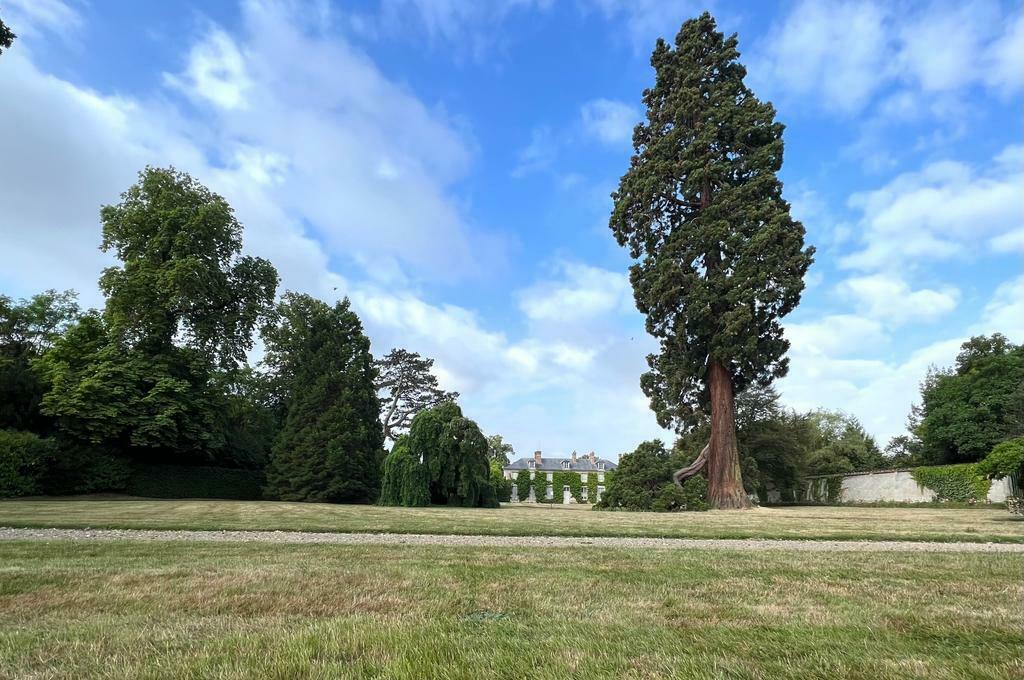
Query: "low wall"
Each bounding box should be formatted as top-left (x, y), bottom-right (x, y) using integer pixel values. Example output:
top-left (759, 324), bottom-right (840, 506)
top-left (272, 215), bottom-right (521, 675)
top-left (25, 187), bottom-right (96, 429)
top-left (803, 469), bottom-right (1015, 504)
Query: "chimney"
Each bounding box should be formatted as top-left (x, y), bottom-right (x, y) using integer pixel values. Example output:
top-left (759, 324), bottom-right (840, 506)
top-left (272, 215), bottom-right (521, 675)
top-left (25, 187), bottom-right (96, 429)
top-left (588, 451), bottom-right (596, 465)
top-left (571, 451), bottom-right (577, 465)
top-left (534, 450), bottom-right (542, 464)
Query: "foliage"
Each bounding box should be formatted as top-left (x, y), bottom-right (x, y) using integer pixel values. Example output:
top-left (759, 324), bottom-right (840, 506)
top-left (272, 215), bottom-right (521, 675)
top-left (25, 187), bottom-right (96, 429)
top-left (976, 438), bottom-right (1024, 480)
top-left (486, 434), bottom-right (514, 467)
top-left (804, 411), bottom-right (883, 475)
top-left (36, 313), bottom-right (231, 460)
top-left (599, 440), bottom-right (706, 511)
top-left (99, 167), bottom-right (277, 370)
top-left (379, 436), bottom-right (430, 507)
top-left (513, 470), bottom-right (530, 502)
top-left (0, 429), bottom-right (55, 497)
top-left (912, 335), bottom-right (1024, 464)
top-left (405, 402), bottom-right (494, 507)
top-left (0, 290), bottom-right (79, 431)
top-left (911, 464), bottom-right (990, 503)
top-left (531, 469), bottom-right (548, 502)
top-left (609, 12), bottom-right (813, 441)
top-left (0, 16), bottom-right (14, 54)
top-left (126, 464), bottom-right (266, 500)
top-left (490, 460), bottom-right (512, 503)
top-left (263, 294), bottom-right (384, 504)
top-left (375, 348), bottom-right (458, 442)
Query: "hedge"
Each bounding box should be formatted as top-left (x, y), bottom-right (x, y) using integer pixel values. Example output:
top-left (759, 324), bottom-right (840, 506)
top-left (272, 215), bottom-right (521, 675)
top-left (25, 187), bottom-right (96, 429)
top-left (0, 429), bottom-right (56, 497)
top-left (126, 464), bottom-right (267, 500)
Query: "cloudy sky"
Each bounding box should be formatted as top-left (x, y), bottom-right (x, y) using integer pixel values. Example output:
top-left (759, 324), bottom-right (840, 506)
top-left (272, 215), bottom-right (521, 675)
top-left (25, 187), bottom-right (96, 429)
top-left (1, 0), bottom-right (1021, 459)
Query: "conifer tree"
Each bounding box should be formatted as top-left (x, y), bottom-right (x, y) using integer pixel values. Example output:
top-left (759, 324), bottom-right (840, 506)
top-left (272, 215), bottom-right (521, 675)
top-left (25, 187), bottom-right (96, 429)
top-left (263, 293), bottom-right (384, 503)
top-left (610, 13), bottom-right (814, 508)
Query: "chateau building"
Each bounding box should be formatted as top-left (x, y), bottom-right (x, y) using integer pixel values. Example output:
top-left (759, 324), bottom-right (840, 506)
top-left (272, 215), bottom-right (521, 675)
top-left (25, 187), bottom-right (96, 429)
top-left (503, 450), bottom-right (617, 504)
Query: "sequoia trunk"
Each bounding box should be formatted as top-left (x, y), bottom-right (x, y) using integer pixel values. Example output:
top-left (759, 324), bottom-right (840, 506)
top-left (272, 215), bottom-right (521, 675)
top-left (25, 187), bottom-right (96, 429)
top-left (706, 359), bottom-right (751, 509)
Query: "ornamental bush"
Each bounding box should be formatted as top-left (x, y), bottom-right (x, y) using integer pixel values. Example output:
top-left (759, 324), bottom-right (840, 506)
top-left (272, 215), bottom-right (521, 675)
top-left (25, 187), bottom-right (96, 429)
top-left (976, 438), bottom-right (1024, 480)
top-left (0, 429), bottom-right (55, 497)
top-left (598, 440), bottom-right (707, 511)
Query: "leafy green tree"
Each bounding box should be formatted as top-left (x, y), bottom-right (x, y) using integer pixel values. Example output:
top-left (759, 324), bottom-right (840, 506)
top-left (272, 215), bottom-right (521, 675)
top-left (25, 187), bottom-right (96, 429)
top-left (0, 16), bottom-right (14, 55)
top-left (263, 293), bottom-right (384, 503)
top-left (404, 401), bottom-right (494, 507)
top-left (912, 335), bottom-right (1024, 464)
top-left (0, 290), bottom-right (79, 431)
top-left (375, 348), bottom-right (458, 442)
top-left (486, 434), bottom-right (514, 466)
top-left (804, 410), bottom-right (883, 474)
top-left (38, 168), bottom-right (277, 465)
top-left (99, 167), bottom-right (277, 368)
top-left (379, 436), bottom-right (430, 507)
top-left (609, 13), bottom-right (814, 508)
top-left (490, 459), bottom-right (512, 502)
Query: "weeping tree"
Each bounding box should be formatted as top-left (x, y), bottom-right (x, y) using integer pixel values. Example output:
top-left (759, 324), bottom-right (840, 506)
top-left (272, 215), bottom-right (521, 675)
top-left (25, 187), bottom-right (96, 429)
top-left (610, 13), bottom-right (814, 508)
top-left (382, 401), bottom-right (495, 507)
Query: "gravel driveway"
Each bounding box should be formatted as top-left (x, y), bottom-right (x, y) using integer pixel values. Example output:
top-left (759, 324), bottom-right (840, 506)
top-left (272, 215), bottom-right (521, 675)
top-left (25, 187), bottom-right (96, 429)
top-left (2, 527), bottom-right (1022, 552)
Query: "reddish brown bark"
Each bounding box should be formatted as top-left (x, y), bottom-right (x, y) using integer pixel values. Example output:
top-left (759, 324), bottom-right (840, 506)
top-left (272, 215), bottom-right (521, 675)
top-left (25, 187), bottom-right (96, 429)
top-left (705, 359), bottom-right (751, 509)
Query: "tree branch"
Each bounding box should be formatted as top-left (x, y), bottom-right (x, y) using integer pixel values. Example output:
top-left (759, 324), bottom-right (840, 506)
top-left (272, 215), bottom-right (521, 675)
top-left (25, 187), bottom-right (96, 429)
top-left (673, 442), bottom-right (709, 487)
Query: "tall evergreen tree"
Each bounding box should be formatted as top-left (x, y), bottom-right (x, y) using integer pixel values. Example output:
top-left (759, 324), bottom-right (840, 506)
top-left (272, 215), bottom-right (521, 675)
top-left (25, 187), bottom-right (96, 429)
top-left (0, 16), bottom-right (15, 55)
top-left (375, 348), bottom-right (458, 442)
top-left (610, 13), bottom-right (814, 508)
top-left (263, 293), bottom-right (384, 503)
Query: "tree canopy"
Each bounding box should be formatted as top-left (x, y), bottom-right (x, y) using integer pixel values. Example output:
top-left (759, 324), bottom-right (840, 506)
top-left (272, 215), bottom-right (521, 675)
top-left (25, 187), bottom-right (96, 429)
top-left (0, 17), bottom-right (14, 55)
top-left (609, 12), bottom-right (813, 508)
top-left (263, 293), bottom-right (384, 503)
top-left (375, 348), bottom-right (458, 442)
top-left (910, 334), bottom-right (1024, 464)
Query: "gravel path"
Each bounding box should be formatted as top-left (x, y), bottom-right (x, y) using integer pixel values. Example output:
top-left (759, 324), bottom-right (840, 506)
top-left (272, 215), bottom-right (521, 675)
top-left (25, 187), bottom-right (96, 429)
top-left (2, 527), bottom-right (1022, 552)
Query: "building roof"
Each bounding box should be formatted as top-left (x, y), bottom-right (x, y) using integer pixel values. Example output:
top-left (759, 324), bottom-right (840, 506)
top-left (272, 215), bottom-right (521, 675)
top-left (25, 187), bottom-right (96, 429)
top-left (504, 455), bottom-right (617, 472)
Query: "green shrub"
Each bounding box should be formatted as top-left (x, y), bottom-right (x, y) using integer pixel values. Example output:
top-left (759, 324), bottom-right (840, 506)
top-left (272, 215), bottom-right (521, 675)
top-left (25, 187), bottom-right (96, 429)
top-left (976, 438), bottom-right (1024, 480)
top-left (0, 429), bottom-right (55, 497)
top-left (127, 464), bottom-right (266, 500)
top-left (41, 443), bottom-right (131, 495)
top-left (911, 464), bottom-right (990, 503)
top-left (680, 475), bottom-right (709, 511)
top-left (379, 436), bottom-right (430, 507)
top-left (490, 460), bottom-right (512, 503)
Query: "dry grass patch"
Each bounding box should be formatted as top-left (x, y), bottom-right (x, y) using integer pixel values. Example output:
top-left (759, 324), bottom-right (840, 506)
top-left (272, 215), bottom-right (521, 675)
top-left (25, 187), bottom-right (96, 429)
top-left (0, 540), bottom-right (1020, 678)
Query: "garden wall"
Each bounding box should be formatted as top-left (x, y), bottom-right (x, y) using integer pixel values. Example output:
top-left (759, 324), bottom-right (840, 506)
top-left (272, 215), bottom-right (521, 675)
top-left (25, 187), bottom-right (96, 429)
top-left (802, 468), bottom-right (1015, 504)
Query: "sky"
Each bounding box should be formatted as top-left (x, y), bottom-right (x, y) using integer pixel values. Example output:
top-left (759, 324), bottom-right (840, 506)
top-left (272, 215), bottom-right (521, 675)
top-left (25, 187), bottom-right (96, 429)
top-left (0, 0), bottom-right (1022, 461)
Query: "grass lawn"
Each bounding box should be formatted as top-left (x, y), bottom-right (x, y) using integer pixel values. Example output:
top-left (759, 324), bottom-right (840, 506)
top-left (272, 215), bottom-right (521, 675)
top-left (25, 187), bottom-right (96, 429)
top-left (0, 540), bottom-right (1021, 679)
top-left (0, 496), bottom-right (1022, 543)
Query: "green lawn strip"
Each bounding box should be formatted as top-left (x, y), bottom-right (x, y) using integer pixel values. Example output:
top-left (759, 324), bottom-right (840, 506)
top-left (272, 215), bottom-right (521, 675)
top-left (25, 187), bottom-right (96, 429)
top-left (0, 498), bottom-right (1022, 543)
top-left (0, 540), bottom-right (1020, 679)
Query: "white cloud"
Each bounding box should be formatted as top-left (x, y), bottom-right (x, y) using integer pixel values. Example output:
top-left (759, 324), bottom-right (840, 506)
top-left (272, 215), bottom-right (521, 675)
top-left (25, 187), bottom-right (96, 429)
top-left (836, 274), bottom-right (959, 325)
top-left (785, 314), bottom-right (887, 358)
top-left (582, 0), bottom-right (706, 52)
top-left (518, 262), bottom-right (632, 323)
top-left (976, 275), bottom-right (1024, 340)
top-left (580, 98), bottom-right (639, 145)
top-left (165, 29), bottom-right (253, 110)
top-left (511, 126), bottom-right (556, 177)
top-left (751, 0), bottom-right (1024, 113)
top-left (2, 0), bottom-right (82, 39)
top-left (841, 145), bottom-right (1024, 270)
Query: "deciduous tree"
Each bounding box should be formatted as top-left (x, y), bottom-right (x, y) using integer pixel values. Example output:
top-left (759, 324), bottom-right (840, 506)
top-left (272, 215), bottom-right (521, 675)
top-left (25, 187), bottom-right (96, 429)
top-left (609, 13), bottom-right (814, 508)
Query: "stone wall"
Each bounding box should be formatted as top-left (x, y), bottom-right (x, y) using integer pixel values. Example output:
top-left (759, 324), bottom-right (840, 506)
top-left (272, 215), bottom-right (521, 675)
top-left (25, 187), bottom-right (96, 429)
top-left (802, 469), bottom-right (1016, 504)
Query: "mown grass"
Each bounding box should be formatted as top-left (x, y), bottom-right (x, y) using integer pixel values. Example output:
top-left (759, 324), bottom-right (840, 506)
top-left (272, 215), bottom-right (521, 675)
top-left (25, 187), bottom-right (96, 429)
top-left (0, 540), bottom-right (1021, 679)
top-left (1, 496), bottom-right (1022, 543)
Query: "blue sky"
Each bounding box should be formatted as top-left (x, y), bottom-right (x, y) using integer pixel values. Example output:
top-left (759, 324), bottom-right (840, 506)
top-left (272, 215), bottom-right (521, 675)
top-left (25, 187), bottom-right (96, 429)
top-left (1, 0), bottom-right (1021, 459)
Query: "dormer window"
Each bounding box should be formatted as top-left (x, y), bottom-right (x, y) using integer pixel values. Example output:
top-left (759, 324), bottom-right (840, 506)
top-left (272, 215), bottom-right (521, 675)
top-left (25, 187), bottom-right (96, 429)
top-left (561, 460), bottom-right (570, 469)
top-left (597, 462), bottom-right (605, 471)
top-left (528, 460), bottom-right (535, 469)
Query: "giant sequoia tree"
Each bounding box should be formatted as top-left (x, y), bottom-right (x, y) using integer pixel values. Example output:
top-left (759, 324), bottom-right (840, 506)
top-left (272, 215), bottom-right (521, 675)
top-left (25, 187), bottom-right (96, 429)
top-left (263, 293), bottom-right (384, 503)
top-left (610, 13), bottom-right (814, 508)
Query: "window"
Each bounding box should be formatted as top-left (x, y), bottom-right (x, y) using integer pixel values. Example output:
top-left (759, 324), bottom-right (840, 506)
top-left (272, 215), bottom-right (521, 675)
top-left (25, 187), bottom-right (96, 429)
top-left (528, 460), bottom-right (535, 469)
top-left (581, 487), bottom-right (589, 501)
top-left (597, 462), bottom-right (605, 471)
top-left (561, 460), bottom-right (570, 470)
